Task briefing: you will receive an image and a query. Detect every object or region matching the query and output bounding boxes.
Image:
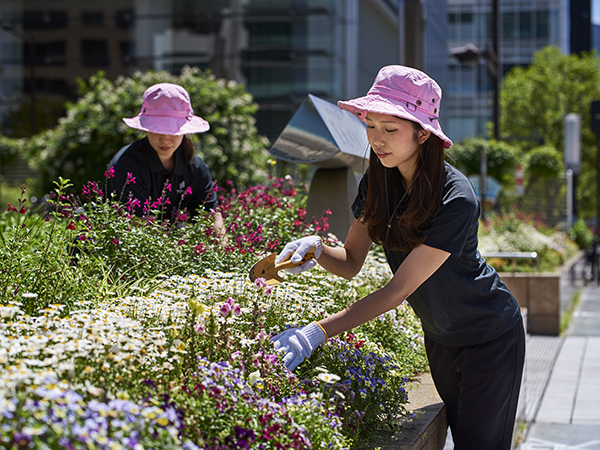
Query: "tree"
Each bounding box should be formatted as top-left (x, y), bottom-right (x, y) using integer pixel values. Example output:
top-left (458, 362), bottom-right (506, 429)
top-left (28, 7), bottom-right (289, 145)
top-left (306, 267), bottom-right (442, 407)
top-left (447, 137), bottom-right (518, 184)
top-left (500, 46), bottom-right (600, 220)
top-left (20, 67), bottom-right (270, 197)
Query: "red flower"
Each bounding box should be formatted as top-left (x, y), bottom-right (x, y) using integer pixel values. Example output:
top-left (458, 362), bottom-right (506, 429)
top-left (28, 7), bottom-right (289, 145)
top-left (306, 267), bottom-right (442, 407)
top-left (66, 221), bottom-right (76, 230)
top-left (6, 203), bottom-right (16, 212)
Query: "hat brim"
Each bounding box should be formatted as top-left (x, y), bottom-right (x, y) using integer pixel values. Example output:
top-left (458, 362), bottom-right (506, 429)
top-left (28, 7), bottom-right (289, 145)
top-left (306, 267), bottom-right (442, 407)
top-left (338, 96), bottom-right (453, 149)
top-left (123, 114), bottom-right (210, 135)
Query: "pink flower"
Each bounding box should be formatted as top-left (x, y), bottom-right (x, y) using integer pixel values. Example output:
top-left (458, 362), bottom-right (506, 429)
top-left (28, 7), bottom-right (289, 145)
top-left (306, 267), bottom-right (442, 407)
top-left (184, 186), bottom-right (193, 196)
top-left (104, 166), bottom-right (115, 179)
top-left (254, 277), bottom-right (267, 288)
top-left (178, 239), bottom-right (186, 246)
top-left (219, 302), bottom-right (232, 317)
top-left (233, 304), bottom-right (241, 316)
top-left (194, 322), bottom-right (204, 334)
top-left (126, 173), bottom-right (136, 184)
top-left (194, 244), bottom-right (205, 255)
top-left (264, 353), bottom-right (277, 365)
top-left (112, 238), bottom-right (120, 246)
top-left (256, 330), bottom-right (268, 342)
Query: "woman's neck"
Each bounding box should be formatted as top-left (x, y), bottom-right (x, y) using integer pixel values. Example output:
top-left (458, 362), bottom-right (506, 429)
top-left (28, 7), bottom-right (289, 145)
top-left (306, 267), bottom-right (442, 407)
top-left (398, 166), bottom-right (415, 190)
top-left (160, 155), bottom-right (175, 172)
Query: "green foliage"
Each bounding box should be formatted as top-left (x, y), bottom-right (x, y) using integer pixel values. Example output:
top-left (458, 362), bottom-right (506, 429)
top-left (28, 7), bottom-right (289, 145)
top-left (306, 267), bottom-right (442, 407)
top-left (0, 180), bottom-right (112, 314)
top-left (525, 145), bottom-right (563, 178)
top-left (0, 136), bottom-right (20, 167)
top-left (17, 67), bottom-right (270, 197)
top-left (568, 219), bottom-right (594, 250)
top-left (447, 137), bottom-right (519, 184)
top-left (500, 46), bottom-right (600, 219)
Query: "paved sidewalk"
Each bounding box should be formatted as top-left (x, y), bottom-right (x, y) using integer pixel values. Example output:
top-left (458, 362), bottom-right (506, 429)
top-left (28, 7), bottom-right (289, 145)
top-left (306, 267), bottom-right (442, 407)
top-left (518, 284), bottom-right (600, 450)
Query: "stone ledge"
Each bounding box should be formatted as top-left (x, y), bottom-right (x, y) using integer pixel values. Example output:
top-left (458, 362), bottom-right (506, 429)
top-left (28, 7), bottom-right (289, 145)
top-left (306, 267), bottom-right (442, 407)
top-left (359, 373), bottom-right (447, 450)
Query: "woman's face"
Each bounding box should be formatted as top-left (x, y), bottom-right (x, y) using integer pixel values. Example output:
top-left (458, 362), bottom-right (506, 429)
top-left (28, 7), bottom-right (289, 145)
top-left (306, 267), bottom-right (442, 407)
top-left (365, 113), bottom-right (430, 174)
top-left (147, 132), bottom-right (184, 163)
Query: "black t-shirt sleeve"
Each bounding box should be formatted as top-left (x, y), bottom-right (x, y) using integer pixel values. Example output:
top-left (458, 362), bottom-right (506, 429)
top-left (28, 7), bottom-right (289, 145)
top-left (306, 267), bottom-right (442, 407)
top-left (188, 156), bottom-right (218, 213)
top-left (351, 170), bottom-right (369, 219)
top-left (423, 190), bottom-right (480, 256)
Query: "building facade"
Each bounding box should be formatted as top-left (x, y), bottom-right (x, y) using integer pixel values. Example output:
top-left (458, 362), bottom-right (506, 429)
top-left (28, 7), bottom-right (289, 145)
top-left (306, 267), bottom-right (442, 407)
top-left (446, 0), bottom-right (569, 142)
top-left (1, 0), bottom-right (434, 144)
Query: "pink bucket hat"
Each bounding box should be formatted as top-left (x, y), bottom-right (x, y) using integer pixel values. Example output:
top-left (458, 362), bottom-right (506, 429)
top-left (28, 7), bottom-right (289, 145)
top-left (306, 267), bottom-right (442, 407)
top-left (123, 83), bottom-right (209, 135)
top-left (338, 65), bottom-right (453, 148)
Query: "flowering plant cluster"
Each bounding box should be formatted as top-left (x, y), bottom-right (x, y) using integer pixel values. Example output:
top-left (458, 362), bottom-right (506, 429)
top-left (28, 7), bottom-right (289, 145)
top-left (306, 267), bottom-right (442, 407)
top-left (478, 212), bottom-right (579, 272)
top-left (0, 175), bottom-right (426, 449)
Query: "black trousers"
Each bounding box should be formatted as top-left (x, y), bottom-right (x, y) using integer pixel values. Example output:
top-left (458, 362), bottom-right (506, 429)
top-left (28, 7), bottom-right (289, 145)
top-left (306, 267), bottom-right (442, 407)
top-left (425, 318), bottom-right (526, 450)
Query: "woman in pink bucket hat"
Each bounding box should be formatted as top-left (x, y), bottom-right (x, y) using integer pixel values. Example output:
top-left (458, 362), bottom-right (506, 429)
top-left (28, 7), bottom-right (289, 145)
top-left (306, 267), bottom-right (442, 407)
top-left (108, 83), bottom-right (224, 235)
top-left (271, 65), bottom-right (524, 450)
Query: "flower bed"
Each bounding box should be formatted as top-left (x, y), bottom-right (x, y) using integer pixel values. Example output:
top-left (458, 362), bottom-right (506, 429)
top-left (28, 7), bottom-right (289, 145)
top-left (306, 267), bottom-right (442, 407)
top-left (478, 212), bottom-right (579, 272)
top-left (0, 177), bottom-right (427, 449)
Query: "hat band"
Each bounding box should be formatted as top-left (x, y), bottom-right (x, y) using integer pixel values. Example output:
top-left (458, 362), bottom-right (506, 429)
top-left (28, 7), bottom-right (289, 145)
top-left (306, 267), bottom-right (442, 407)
top-left (369, 86), bottom-right (439, 118)
top-left (141, 108), bottom-right (193, 118)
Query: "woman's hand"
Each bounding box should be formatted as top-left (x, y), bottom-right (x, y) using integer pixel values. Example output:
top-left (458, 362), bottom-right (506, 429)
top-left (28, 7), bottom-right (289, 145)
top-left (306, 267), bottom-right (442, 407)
top-left (271, 322), bottom-right (327, 371)
top-left (275, 236), bottom-right (322, 274)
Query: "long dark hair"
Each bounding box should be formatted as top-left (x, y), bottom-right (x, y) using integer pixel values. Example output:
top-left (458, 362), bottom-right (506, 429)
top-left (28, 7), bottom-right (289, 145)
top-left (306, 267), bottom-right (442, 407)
top-left (361, 121), bottom-right (446, 252)
top-left (182, 135), bottom-right (195, 164)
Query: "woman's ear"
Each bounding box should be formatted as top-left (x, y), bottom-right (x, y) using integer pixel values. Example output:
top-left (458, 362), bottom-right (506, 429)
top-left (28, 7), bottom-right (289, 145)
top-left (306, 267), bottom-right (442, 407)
top-left (418, 129), bottom-right (431, 144)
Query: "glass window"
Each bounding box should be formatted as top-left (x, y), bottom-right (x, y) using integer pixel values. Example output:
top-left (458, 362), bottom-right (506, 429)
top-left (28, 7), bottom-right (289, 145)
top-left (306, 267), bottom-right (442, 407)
top-left (246, 21), bottom-right (292, 46)
top-left (82, 11), bottom-right (104, 26)
top-left (536, 11), bottom-right (549, 38)
top-left (502, 12), bottom-right (516, 39)
top-left (24, 41), bottom-right (66, 66)
top-left (476, 12), bottom-right (492, 40)
top-left (519, 11), bottom-right (532, 39)
top-left (449, 64), bottom-right (477, 93)
top-left (23, 11), bottom-right (69, 30)
top-left (119, 41), bottom-right (135, 65)
top-left (81, 40), bottom-right (109, 66)
top-left (115, 9), bottom-right (134, 29)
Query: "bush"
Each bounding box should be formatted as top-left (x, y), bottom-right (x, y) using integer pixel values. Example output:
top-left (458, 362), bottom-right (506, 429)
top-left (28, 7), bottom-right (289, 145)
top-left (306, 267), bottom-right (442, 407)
top-left (568, 219), bottom-right (594, 250)
top-left (446, 137), bottom-right (518, 183)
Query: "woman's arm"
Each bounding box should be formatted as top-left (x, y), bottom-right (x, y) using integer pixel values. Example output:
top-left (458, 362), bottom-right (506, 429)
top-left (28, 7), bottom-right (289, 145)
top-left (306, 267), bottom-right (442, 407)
top-left (319, 243), bottom-right (450, 337)
top-left (317, 218), bottom-right (374, 279)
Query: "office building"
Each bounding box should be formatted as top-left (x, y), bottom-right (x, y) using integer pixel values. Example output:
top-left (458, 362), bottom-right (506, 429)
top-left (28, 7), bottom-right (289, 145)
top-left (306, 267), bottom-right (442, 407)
top-left (446, 0), bottom-right (569, 142)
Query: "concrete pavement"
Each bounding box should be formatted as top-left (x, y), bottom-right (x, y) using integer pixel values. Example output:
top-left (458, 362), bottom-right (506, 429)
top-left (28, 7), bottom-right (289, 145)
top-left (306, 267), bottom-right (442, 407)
top-left (518, 284), bottom-right (600, 450)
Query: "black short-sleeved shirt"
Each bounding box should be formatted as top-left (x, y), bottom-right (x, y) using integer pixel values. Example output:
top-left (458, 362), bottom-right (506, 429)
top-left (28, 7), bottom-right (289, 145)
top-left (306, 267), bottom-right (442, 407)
top-left (352, 162), bottom-right (521, 347)
top-left (107, 137), bottom-right (218, 219)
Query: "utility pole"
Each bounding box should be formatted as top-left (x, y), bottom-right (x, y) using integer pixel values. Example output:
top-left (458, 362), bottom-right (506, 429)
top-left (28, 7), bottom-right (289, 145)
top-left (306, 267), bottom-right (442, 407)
top-left (450, 0), bottom-right (500, 222)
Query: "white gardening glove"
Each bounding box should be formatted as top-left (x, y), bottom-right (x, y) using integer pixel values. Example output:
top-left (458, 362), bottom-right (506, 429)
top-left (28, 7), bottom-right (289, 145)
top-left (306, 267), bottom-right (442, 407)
top-left (271, 322), bottom-right (327, 371)
top-left (275, 236), bottom-right (323, 274)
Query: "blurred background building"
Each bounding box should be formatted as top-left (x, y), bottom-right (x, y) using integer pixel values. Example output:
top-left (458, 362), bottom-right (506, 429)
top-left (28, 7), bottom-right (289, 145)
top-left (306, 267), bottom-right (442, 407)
top-left (0, 0), bottom-right (448, 145)
top-left (0, 0), bottom-right (597, 179)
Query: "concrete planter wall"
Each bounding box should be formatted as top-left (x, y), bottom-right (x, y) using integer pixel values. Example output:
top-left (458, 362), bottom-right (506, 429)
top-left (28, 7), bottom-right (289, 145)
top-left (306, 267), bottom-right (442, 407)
top-left (496, 251), bottom-right (585, 336)
top-left (360, 373), bottom-right (447, 450)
